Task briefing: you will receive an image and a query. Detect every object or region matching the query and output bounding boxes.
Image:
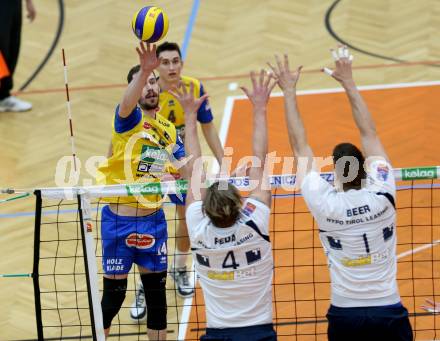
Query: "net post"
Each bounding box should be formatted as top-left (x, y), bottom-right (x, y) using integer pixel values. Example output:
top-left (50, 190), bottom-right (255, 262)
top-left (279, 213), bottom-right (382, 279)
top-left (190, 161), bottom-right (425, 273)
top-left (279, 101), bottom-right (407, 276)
top-left (77, 194), bottom-right (105, 341)
top-left (32, 190), bottom-right (44, 341)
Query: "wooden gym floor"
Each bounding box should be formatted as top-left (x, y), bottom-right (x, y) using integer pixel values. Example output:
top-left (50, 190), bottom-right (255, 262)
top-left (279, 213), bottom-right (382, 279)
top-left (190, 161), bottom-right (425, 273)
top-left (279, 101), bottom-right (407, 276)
top-left (0, 0), bottom-right (439, 339)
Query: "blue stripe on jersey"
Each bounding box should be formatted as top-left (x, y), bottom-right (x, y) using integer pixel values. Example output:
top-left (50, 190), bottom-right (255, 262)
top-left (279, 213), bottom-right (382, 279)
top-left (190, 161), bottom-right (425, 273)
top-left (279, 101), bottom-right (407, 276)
top-left (197, 83), bottom-right (213, 123)
top-left (376, 192), bottom-right (396, 208)
top-left (114, 105), bottom-right (142, 133)
top-left (245, 220), bottom-right (270, 242)
top-left (172, 135), bottom-right (185, 160)
top-left (135, 7), bottom-right (150, 39)
top-left (149, 12), bottom-right (164, 43)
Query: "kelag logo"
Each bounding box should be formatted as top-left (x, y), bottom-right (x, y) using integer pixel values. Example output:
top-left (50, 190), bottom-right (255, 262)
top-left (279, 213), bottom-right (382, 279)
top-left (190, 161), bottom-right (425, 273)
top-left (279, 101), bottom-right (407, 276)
top-left (402, 167), bottom-right (437, 180)
top-left (125, 233), bottom-right (155, 249)
top-left (140, 145), bottom-right (168, 163)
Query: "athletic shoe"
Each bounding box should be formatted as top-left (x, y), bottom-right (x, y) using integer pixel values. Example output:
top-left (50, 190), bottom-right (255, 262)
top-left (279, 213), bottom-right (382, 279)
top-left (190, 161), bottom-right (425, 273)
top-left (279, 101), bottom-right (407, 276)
top-left (0, 96), bottom-right (32, 112)
top-left (130, 281), bottom-right (147, 322)
top-left (170, 265), bottom-right (194, 298)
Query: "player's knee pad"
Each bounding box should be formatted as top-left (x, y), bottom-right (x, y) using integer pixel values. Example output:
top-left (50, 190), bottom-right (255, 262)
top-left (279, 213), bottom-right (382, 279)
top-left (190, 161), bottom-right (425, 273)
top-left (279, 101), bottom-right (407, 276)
top-left (140, 272), bottom-right (167, 330)
top-left (101, 277), bottom-right (127, 329)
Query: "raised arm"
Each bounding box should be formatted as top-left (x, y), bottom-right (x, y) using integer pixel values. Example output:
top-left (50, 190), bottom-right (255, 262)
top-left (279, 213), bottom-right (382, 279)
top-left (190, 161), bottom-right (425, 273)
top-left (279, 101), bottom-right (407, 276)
top-left (268, 55), bottom-right (314, 173)
top-left (170, 84), bottom-right (209, 206)
top-left (322, 46), bottom-right (389, 161)
top-left (118, 43), bottom-right (160, 118)
top-left (200, 122), bottom-right (224, 166)
top-left (194, 84), bottom-right (225, 166)
top-left (240, 70), bottom-right (277, 206)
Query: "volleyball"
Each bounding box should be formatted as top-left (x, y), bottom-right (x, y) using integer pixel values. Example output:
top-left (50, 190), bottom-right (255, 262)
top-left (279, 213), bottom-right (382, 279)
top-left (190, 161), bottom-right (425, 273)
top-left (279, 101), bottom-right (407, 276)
top-left (131, 6), bottom-right (169, 43)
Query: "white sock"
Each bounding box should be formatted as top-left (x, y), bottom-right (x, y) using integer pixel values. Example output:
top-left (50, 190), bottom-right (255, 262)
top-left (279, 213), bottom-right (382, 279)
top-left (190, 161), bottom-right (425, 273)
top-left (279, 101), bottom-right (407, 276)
top-left (174, 250), bottom-right (188, 269)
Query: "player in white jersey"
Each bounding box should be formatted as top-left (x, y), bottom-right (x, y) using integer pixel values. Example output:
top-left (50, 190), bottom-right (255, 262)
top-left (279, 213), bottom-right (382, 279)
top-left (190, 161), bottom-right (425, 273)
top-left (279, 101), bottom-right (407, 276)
top-left (268, 46), bottom-right (413, 340)
top-left (170, 70), bottom-right (277, 340)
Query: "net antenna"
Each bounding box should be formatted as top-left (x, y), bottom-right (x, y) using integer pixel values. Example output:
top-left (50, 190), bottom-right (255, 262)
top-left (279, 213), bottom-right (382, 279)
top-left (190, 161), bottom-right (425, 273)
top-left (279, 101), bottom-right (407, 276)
top-left (61, 49), bottom-right (105, 341)
top-left (62, 48), bottom-right (78, 174)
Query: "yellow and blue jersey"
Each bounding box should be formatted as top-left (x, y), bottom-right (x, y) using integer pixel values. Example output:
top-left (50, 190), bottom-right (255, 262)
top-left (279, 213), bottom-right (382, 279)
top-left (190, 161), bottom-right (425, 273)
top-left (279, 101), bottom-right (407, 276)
top-left (159, 75), bottom-right (213, 140)
top-left (96, 105), bottom-right (185, 208)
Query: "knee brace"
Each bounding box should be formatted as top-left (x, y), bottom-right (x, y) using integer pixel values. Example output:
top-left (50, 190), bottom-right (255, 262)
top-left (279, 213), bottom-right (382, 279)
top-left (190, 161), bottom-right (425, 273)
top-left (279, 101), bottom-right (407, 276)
top-left (101, 277), bottom-right (127, 329)
top-left (141, 272), bottom-right (167, 330)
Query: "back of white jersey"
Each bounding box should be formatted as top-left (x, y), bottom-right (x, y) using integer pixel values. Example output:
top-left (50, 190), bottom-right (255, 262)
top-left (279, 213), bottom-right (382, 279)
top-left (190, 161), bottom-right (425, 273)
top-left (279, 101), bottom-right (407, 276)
top-left (301, 161), bottom-right (400, 307)
top-left (186, 198), bottom-right (273, 328)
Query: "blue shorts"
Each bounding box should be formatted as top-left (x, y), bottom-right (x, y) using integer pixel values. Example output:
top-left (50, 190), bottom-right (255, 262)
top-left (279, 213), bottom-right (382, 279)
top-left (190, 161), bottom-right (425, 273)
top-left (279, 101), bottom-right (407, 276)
top-left (201, 324), bottom-right (276, 341)
top-left (327, 304), bottom-right (413, 341)
top-left (168, 193), bottom-right (187, 206)
top-left (101, 205), bottom-right (168, 275)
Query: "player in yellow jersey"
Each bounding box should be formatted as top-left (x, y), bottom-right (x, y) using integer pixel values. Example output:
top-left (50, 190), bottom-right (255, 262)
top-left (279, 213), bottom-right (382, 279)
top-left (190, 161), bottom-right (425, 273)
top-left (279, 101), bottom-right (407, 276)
top-left (130, 42), bottom-right (225, 320)
top-left (96, 42), bottom-right (205, 340)
top-left (157, 41), bottom-right (224, 295)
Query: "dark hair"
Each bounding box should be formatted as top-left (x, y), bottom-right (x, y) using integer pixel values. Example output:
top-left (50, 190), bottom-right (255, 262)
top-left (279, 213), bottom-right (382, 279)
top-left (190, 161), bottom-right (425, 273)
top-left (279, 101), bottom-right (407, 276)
top-left (332, 143), bottom-right (366, 191)
top-left (127, 65), bottom-right (140, 83)
top-left (203, 182), bottom-right (242, 228)
top-left (156, 41), bottom-right (182, 59)
top-left (126, 65), bottom-right (157, 83)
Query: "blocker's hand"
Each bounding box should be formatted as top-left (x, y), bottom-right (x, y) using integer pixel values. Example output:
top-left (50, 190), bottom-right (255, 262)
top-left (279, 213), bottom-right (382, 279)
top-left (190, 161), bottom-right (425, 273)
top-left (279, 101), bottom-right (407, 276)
top-left (240, 70), bottom-right (277, 109)
top-left (170, 83), bottom-right (209, 124)
top-left (322, 45), bottom-right (354, 85)
top-left (267, 54), bottom-right (302, 93)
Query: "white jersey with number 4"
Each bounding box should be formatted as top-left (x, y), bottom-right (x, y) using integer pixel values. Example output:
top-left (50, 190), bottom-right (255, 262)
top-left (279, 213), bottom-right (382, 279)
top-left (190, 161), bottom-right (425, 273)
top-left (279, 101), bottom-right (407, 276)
top-left (186, 198), bottom-right (273, 328)
top-left (301, 160), bottom-right (400, 307)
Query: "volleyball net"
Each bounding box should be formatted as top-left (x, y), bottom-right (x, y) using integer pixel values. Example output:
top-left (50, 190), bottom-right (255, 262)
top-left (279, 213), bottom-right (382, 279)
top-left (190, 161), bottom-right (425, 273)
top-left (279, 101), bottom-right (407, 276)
top-left (32, 166), bottom-right (440, 340)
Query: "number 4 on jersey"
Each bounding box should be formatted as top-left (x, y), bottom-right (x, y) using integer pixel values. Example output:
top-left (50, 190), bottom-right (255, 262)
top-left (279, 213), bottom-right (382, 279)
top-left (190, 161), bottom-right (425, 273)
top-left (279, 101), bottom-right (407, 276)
top-left (157, 242), bottom-right (167, 255)
top-left (221, 248), bottom-right (263, 269)
top-left (222, 251), bottom-right (240, 269)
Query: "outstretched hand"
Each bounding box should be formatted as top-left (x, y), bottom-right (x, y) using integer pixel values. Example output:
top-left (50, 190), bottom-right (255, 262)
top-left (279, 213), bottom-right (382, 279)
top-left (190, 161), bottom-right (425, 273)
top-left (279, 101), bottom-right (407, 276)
top-left (322, 45), bottom-right (354, 85)
top-left (421, 299), bottom-right (440, 314)
top-left (135, 42), bottom-right (160, 74)
top-left (26, 0), bottom-right (37, 22)
top-left (267, 54), bottom-right (302, 92)
top-left (170, 83), bottom-right (209, 124)
top-left (240, 70), bottom-right (277, 109)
